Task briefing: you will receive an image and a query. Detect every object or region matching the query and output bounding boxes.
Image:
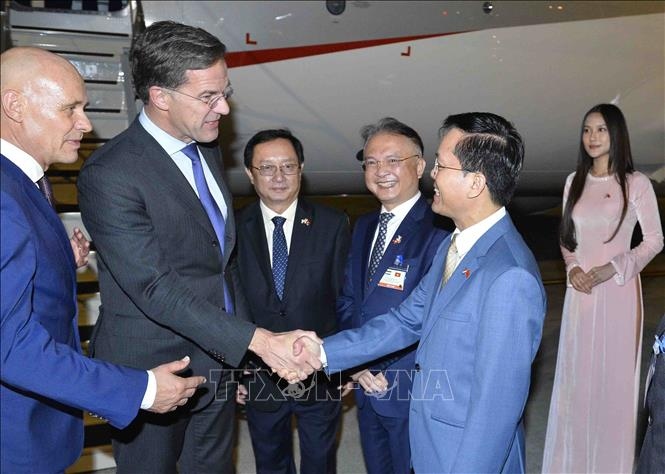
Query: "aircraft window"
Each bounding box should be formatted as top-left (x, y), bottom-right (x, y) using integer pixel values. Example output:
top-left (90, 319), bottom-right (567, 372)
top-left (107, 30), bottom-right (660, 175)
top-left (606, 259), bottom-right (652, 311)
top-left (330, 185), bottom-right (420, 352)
top-left (326, 0), bottom-right (345, 16)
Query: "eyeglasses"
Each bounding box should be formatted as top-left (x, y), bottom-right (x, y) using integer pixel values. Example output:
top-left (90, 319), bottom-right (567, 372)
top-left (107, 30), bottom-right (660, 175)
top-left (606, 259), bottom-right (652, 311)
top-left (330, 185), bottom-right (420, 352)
top-left (361, 154), bottom-right (419, 171)
top-left (163, 82), bottom-right (233, 110)
top-left (250, 163), bottom-right (301, 177)
top-left (432, 154), bottom-right (465, 173)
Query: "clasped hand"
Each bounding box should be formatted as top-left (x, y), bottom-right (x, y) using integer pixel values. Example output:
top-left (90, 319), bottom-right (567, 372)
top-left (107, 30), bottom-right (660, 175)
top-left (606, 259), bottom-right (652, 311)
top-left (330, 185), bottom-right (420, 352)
top-left (568, 263), bottom-right (616, 294)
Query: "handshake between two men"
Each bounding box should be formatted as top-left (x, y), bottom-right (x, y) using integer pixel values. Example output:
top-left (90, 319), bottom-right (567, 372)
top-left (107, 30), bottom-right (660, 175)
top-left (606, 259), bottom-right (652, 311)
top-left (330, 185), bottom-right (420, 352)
top-left (154, 326), bottom-right (382, 411)
top-left (248, 328), bottom-right (324, 383)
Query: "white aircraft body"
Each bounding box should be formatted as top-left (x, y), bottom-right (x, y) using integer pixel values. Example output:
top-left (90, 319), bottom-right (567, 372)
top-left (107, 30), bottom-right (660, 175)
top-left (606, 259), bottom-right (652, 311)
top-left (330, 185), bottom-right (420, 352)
top-left (7, 1), bottom-right (665, 199)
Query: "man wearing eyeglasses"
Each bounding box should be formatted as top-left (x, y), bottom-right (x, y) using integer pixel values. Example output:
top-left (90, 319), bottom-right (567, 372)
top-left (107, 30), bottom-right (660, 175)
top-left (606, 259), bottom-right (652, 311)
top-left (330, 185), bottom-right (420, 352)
top-left (234, 129), bottom-right (350, 474)
top-left (78, 23), bottom-right (322, 473)
top-left (298, 112), bottom-right (546, 473)
top-left (336, 117), bottom-right (448, 474)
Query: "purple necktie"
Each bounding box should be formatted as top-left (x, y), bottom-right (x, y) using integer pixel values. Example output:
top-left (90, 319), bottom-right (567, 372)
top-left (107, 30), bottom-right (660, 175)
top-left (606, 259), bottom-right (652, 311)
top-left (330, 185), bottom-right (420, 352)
top-left (181, 143), bottom-right (233, 313)
top-left (37, 175), bottom-right (56, 209)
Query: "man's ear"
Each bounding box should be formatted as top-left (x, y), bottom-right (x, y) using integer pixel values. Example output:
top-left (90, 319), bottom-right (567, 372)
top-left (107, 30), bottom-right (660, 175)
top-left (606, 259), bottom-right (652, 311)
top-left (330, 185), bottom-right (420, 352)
top-left (468, 172), bottom-right (487, 199)
top-left (244, 166), bottom-right (255, 185)
top-left (149, 86), bottom-right (170, 111)
top-left (416, 157), bottom-right (426, 178)
top-left (1, 89), bottom-right (25, 123)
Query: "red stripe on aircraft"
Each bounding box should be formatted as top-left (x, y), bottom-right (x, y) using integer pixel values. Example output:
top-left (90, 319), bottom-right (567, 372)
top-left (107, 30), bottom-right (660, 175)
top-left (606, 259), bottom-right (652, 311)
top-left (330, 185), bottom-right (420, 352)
top-left (225, 31), bottom-right (465, 68)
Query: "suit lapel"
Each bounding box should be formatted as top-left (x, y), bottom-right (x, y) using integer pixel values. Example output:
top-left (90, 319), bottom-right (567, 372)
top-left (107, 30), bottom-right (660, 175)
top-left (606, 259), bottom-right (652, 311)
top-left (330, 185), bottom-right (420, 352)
top-left (283, 200), bottom-right (313, 299)
top-left (1, 156), bottom-right (76, 275)
top-left (243, 203), bottom-right (274, 291)
top-left (359, 212), bottom-right (378, 294)
top-left (363, 197), bottom-right (427, 301)
top-left (420, 216), bottom-right (512, 345)
top-left (130, 122), bottom-right (218, 243)
top-left (200, 143), bottom-right (235, 266)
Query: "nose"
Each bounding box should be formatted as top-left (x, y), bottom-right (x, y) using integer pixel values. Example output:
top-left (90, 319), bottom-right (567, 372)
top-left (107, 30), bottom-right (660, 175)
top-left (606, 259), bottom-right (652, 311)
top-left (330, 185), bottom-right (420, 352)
top-left (212, 96), bottom-right (230, 115)
top-left (77, 110), bottom-right (93, 134)
top-left (272, 168), bottom-right (286, 181)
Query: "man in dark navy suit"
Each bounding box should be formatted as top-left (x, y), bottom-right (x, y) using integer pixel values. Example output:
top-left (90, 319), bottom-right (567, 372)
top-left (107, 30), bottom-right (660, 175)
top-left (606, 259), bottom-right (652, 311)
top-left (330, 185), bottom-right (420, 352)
top-left (235, 129), bottom-right (349, 474)
top-left (336, 117), bottom-right (447, 474)
top-left (0, 47), bottom-right (205, 474)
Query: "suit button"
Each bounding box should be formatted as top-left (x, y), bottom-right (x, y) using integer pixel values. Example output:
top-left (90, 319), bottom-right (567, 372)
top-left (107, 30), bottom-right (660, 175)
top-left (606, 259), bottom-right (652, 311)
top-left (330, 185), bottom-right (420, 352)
top-left (415, 363), bottom-right (421, 372)
top-left (279, 310), bottom-right (286, 317)
top-left (212, 240), bottom-right (219, 247)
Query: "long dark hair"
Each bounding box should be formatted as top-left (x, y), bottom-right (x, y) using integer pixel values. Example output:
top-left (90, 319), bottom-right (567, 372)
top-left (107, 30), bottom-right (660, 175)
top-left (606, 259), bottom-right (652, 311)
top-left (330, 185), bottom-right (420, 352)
top-left (560, 104), bottom-right (635, 251)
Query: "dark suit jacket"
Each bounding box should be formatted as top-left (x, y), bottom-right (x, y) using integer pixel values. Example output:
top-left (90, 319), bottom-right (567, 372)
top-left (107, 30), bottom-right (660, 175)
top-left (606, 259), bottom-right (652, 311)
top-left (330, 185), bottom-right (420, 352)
top-left (337, 195), bottom-right (447, 417)
top-left (235, 199), bottom-right (349, 410)
top-left (1, 156), bottom-right (146, 473)
top-left (78, 118), bottom-right (256, 410)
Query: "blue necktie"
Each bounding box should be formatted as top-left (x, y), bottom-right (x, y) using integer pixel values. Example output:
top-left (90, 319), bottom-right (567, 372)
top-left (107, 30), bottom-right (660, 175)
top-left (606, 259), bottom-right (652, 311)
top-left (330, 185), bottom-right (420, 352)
top-left (367, 212), bottom-right (394, 283)
top-left (272, 216), bottom-right (288, 300)
top-left (181, 143), bottom-right (233, 313)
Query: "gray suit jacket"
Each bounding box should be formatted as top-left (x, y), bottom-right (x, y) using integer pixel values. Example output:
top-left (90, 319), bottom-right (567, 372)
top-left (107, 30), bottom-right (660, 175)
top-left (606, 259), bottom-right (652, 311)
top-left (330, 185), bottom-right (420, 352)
top-left (636, 313), bottom-right (665, 473)
top-left (78, 118), bottom-right (256, 409)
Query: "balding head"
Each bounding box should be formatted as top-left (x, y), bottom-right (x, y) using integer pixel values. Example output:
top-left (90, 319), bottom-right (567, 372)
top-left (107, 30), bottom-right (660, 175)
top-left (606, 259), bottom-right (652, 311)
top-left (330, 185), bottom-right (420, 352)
top-left (1, 47), bottom-right (92, 169)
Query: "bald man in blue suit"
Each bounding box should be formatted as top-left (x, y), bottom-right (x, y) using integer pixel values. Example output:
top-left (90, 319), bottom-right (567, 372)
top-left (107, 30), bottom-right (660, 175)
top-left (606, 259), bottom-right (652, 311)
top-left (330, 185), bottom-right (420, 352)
top-left (1, 47), bottom-right (204, 473)
top-left (299, 112), bottom-right (546, 473)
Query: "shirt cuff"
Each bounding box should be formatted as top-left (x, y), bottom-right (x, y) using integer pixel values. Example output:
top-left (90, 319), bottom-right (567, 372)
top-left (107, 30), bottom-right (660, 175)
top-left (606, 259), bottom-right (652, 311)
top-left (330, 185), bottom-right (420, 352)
top-left (320, 345), bottom-right (328, 369)
top-left (140, 370), bottom-right (157, 410)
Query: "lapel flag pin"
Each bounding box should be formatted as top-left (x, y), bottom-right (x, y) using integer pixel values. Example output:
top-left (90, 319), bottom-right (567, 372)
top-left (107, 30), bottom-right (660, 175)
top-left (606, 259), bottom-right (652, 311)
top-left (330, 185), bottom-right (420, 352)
top-left (463, 268), bottom-right (471, 279)
top-left (300, 218), bottom-right (311, 226)
top-left (392, 235), bottom-right (402, 244)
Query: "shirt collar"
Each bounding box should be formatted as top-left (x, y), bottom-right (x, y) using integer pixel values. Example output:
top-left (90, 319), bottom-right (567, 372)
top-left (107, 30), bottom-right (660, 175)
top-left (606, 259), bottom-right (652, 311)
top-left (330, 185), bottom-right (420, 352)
top-left (260, 199), bottom-right (299, 224)
top-left (380, 191), bottom-right (421, 221)
top-left (453, 207), bottom-right (506, 257)
top-left (0, 138), bottom-right (45, 183)
top-left (139, 108), bottom-right (191, 156)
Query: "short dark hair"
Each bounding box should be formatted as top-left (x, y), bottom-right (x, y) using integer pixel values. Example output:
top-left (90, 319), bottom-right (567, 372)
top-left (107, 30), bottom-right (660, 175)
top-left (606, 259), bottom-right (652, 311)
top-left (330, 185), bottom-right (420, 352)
top-left (439, 112), bottom-right (524, 207)
top-left (243, 129), bottom-right (305, 168)
top-left (359, 117), bottom-right (424, 159)
top-left (131, 21), bottom-right (226, 103)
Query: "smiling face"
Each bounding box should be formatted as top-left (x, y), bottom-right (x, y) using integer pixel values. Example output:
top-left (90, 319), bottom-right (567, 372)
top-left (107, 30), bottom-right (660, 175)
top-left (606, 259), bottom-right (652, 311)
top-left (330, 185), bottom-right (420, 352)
top-left (160, 60), bottom-right (231, 144)
top-left (430, 128), bottom-right (472, 222)
top-left (363, 132), bottom-right (425, 211)
top-left (245, 138), bottom-right (303, 213)
top-left (582, 112), bottom-right (611, 164)
top-left (19, 63), bottom-right (91, 170)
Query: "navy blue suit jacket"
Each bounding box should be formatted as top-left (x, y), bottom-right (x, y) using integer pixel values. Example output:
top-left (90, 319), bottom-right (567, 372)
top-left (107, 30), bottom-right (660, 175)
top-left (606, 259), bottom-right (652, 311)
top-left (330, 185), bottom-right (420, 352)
top-left (0, 156), bottom-right (146, 473)
top-left (337, 196), bottom-right (447, 417)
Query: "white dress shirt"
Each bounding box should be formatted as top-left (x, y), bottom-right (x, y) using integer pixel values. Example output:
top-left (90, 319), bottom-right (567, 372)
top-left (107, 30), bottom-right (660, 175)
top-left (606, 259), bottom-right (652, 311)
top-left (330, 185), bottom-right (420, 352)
top-left (367, 191), bottom-right (422, 267)
top-left (259, 199), bottom-right (298, 267)
top-left (139, 109), bottom-right (229, 220)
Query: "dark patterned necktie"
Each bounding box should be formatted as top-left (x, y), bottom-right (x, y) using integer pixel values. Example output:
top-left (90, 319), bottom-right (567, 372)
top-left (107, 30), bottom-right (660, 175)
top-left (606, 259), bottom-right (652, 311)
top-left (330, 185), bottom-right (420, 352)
top-left (36, 175), bottom-right (56, 209)
top-left (181, 143), bottom-right (233, 313)
top-left (272, 216), bottom-right (288, 300)
top-left (367, 212), bottom-right (394, 282)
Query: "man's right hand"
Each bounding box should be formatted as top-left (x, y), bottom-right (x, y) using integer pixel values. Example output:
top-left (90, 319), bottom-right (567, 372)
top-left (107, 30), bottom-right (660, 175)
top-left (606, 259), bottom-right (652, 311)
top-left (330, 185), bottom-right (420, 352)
top-left (148, 356), bottom-right (206, 413)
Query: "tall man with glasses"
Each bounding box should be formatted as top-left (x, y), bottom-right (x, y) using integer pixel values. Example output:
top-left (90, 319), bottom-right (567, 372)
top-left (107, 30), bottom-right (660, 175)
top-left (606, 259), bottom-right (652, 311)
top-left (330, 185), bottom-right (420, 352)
top-left (78, 22), bottom-right (322, 473)
top-left (336, 117), bottom-right (447, 474)
top-left (297, 113), bottom-right (546, 473)
top-left (234, 129), bottom-right (349, 474)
